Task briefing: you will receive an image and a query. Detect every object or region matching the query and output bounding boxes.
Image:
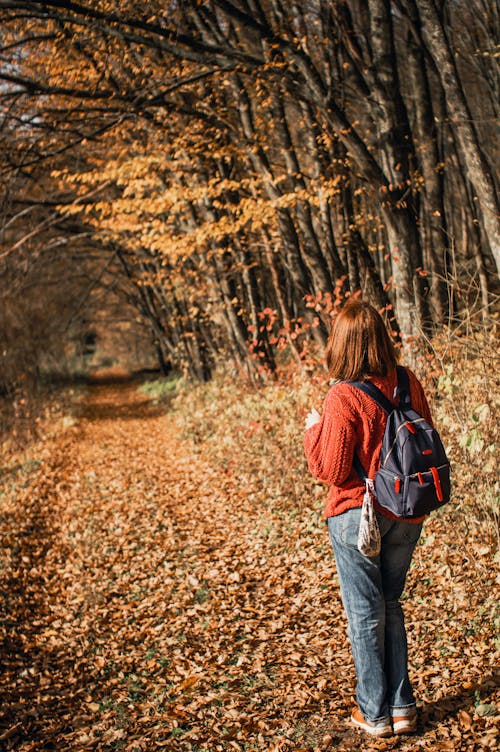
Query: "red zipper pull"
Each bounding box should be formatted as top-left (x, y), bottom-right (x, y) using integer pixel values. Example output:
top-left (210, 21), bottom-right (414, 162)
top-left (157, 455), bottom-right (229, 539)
top-left (405, 422), bottom-right (417, 434)
top-left (431, 467), bottom-right (444, 502)
top-left (394, 477), bottom-right (401, 493)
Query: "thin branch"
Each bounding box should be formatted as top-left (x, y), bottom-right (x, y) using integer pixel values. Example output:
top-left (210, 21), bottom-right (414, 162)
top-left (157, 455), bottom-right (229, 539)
top-left (0, 32), bottom-right (57, 54)
top-left (0, 116), bottom-right (125, 176)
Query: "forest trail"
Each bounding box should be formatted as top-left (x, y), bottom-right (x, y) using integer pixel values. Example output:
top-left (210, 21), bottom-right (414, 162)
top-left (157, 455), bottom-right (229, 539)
top-left (0, 384), bottom-right (498, 751)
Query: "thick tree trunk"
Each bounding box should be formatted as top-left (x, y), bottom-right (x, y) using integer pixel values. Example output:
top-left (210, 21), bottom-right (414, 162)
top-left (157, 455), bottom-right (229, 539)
top-left (381, 206), bottom-right (425, 340)
top-left (366, 0), bottom-right (415, 183)
top-left (236, 241), bottom-right (277, 372)
top-left (211, 248), bottom-right (261, 382)
top-left (269, 95), bottom-right (333, 294)
top-left (404, 4), bottom-right (451, 322)
top-left (417, 0), bottom-right (500, 277)
top-left (298, 100), bottom-right (348, 279)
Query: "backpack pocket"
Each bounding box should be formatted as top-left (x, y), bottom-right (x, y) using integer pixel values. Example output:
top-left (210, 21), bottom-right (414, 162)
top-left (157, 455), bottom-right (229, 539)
top-left (405, 464), bottom-right (451, 517)
top-left (374, 464), bottom-right (451, 518)
top-left (374, 467), bottom-right (407, 517)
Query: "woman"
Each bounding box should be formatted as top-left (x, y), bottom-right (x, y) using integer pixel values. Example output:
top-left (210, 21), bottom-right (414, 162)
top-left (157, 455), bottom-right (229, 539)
top-left (304, 299), bottom-right (432, 738)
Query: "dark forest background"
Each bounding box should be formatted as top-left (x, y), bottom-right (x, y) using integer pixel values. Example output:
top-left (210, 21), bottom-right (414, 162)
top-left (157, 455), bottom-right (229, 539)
top-left (0, 1), bottom-right (498, 391)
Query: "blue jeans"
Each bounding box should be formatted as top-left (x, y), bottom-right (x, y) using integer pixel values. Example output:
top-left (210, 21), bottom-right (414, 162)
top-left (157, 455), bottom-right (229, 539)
top-left (327, 507), bottom-right (422, 722)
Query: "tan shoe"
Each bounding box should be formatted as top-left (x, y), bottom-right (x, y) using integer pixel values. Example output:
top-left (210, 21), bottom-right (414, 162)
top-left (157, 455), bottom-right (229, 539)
top-left (351, 707), bottom-right (393, 737)
top-left (392, 712), bottom-right (417, 734)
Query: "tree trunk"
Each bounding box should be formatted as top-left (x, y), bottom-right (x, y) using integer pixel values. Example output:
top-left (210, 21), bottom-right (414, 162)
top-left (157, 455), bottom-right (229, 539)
top-left (381, 205), bottom-right (425, 340)
top-left (404, 2), bottom-right (451, 322)
top-left (269, 94), bottom-right (333, 294)
top-left (229, 76), bottom-right (314, 298)
top-left (417, 0), bottom-right (500, 277)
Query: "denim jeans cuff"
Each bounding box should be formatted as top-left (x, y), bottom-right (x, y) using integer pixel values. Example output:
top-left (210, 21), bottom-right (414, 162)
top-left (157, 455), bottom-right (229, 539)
top-left (390, 703), bottom-right (417, 717)
top-left (369, 714), bottom-right (391, 723)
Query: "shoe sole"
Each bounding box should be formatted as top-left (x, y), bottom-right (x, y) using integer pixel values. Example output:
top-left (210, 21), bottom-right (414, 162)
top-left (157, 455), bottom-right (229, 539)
top-left (392, 719), bottom-right (417, 734)
top-left (351, 716), bottom-right (393, 737)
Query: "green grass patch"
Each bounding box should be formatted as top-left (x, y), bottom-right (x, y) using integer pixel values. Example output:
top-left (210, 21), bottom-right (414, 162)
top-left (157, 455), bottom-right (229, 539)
top-left (138, 374), bottom-right (184, 401)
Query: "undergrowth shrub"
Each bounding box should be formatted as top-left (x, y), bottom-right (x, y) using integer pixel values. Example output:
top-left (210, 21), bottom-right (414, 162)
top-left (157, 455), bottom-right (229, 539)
top-left (417, 326), bottom-right (499, 548)
top-left (171, 373), bottom-right (321, 509)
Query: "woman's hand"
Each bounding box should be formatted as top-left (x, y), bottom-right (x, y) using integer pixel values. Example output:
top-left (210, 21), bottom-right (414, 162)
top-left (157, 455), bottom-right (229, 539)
top-left (305, 408), bottom-right (321, 430)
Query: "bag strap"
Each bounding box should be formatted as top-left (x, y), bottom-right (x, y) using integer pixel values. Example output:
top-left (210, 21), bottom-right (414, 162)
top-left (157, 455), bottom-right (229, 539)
top-left (347, 378), bottom-right (395, 414)
top-left (353, 452), bottom-right (368, 482)
top-left (396, 365), bottom-right (412, 409)
top-left (349, 366), bottom-right (411, 481)
top-left (348, 366), bottom-right (411, 413)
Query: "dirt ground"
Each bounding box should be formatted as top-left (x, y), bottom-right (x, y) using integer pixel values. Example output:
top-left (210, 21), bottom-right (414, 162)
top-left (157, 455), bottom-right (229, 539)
top-left (0, 383), bottom-right (498, 751)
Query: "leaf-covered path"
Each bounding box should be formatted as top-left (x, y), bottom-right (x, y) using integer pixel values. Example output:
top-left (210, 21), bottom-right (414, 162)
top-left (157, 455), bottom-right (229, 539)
top-left (0, 384), bottom-right (498, 751)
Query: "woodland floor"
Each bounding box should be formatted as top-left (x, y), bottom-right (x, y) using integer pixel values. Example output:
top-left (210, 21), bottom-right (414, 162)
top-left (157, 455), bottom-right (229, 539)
top-left (0, 382), bottom-right (498, 752)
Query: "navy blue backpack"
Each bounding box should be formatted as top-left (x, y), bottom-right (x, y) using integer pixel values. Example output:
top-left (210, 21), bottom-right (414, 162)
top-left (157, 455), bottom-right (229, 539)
top-left (350, 366), bottom-right (451, 518)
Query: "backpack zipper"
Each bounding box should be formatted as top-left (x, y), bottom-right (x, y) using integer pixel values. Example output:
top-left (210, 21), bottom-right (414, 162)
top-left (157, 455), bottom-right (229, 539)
top-left (388, 463), bottom-right (449, 482)
top-left (383, 417), bottom-right (427, 466)
top-left (408, 463), bottom-right (449, 478)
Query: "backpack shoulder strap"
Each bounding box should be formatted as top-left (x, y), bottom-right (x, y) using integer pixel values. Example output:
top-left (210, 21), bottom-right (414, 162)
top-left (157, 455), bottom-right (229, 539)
top-left (396, 365), bottom-right (412, 409)
top-left (347, 370), bottom-right (409, 482)
top-left (347, 379), bottom-right (395, 414)
top-left (352, 452), bottom-right (367, 482)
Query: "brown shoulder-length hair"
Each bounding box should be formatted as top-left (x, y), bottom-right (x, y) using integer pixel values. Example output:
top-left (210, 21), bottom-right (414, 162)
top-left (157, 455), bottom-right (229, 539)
top-left (326, 299), bottom-right (398, 381)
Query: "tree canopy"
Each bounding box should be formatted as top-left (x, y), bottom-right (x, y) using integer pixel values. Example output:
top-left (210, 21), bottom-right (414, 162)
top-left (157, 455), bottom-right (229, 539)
top-left (1, 0), bottom-right (498, 382)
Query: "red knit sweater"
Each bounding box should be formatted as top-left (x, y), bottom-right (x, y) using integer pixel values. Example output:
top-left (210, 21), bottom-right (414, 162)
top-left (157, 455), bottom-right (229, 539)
top-left (304, 367), bottom-right (433, 521)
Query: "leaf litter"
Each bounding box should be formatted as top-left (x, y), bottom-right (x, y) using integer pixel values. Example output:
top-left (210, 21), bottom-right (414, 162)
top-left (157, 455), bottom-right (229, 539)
top-left (0, 381), bottom-right (498, 751)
